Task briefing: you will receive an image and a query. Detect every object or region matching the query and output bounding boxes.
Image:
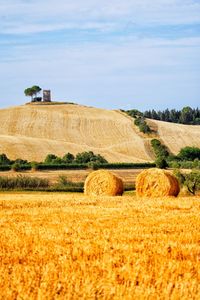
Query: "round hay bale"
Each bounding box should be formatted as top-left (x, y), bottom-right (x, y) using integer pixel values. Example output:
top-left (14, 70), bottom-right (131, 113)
top-left (84, 170), bottom-right (124, 196)
top-left (136, 168), bottom-right (180, 197)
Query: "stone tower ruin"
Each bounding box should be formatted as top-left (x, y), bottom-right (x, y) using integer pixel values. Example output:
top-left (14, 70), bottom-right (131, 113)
top-left (43, 90), bottom-right (51, 102)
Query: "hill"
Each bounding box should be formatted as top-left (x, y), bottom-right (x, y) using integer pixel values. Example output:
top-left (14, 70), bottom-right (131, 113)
top-left (0, 103), bottom-right (200, 163)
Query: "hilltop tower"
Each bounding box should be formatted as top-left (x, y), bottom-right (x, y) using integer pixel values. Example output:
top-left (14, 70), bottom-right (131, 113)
top-left (43, 90), bottom-right (51, 102)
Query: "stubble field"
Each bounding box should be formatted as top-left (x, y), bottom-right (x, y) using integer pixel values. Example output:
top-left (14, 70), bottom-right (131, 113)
top-left (0, 169), bottom-right (142, 185)
top-left (0, 192), bottom-right (200, 299)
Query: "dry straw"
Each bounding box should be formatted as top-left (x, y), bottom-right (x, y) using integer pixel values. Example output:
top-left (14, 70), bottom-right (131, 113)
top-left (136, 168), bottom-right (180, 197)
top-left (84, 170), bottom-right (123, 196)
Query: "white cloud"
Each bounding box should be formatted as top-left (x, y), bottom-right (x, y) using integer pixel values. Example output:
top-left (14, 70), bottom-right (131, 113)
top-left (0, 0), bottom-right (200, 34)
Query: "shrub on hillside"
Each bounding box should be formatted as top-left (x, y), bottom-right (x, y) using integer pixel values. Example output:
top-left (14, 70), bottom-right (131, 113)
top-left (151, 139), bottom-right (169, 159)
top-left (134, 117), bottom-right (152, 134)
top-left (126, 109), bottom-right (143, 118)
top-left (177, 146), bottom-right (200, 161)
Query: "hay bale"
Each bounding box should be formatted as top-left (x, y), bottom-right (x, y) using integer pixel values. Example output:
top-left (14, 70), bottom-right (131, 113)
top-left (84, 170), bottom-right (123, 196)
top-left (136, 168), bottom-right (180, 197)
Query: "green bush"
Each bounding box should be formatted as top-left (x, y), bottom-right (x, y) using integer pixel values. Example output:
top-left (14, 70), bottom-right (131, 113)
top-left (134, 117), bottom-right (152, 134)
top-left (44, 154), bottom-right (58, 164)
top-left (155, 157), bottom-right (168, 169)
top-left (0, 154), bottom-right (11, 165)
top-left (168, 161), bottom-right (180, 169)
top-left (31, 162), bottom-right (39, 171)
top-left (193, 158), bottom-right (200, 168)
top-left (63, 153), bottom-right (75, 163)
top-left (179, 161), bottom-right (194, 169)
top-left (184, 171), bottom-right (200, 195)
top-left (87, 161), bottom-right (99, 170)
top-left (11, 163), bottom-right (21, 172)
top-left (126, 109), bottom-right (143, 118)
top-left (151, 139), bottom-right (169, 159)
top-left (173, 170), bottom-right (185, 186)
top-left (173, 170), bottom-right (200, 195)
top-left (75, 151), bottom-right (108, 164)
top-left (177, 147), bottom-right (200, 161)
top-left (169, 160), bottom-right (200, 169)
top-left (14, 158), bottom-right (28, 165)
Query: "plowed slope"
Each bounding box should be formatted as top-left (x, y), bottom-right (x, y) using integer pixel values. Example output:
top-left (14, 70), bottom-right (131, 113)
top-left (0, 104), bottom-right (199, 162)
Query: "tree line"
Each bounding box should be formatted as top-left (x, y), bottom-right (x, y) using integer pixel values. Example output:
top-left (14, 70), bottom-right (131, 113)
top-left (143, 106), bottom-right (200, 125)
top-left (0, 152), bottom-right (156, 171)
top-left (0, 151), bottom-right (107, 169)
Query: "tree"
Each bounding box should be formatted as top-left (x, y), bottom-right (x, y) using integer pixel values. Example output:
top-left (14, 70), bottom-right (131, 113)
top-left (126, 109), bottom-right (143, 118)
top-left (155, 157), bottom-right (168, 169)
top-left (44, 154), bottom-right (58, 164)
top-left (178, 147), bottom-right (200, 161)
top-left (75, 151), bottom-right (107, 164)
top-left (32, 86), bottom-right (42, 98)
top-left (24, 88), bottom-right (35, 101)
top-left (184, 171), bottom-right (200, 195)
top-left (14, 158), bottom-right (28, 165)
top-left (24, 85), bottom-right (42, 102)
top-left (173, 170), bottom-right (200, 195)
top-left (63, 153), bottom-right (75, 164)
top-left (180, 106), bottom-right (193, 124)
top-left (0, 153), bottom-right (11, 165)
top-left (151, 139), bottom-right (169, 159)
top-left (140, 107), bottom-right (200, 125)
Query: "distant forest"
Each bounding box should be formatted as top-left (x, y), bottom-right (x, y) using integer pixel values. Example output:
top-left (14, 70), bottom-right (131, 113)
top-left (126, 107), bottom-right (200, 125)
top-left (143, 107), bottom-right (200, 125)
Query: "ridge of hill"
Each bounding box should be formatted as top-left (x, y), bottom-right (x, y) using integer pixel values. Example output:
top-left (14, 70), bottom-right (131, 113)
top-left (0, 104), bottom-right (200, 163)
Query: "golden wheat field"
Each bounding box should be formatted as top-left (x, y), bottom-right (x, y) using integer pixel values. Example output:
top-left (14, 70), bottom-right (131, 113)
top-left (0, 104), bottom-right (200, 163)
top-left (0, 192), bottom-right (200, 299)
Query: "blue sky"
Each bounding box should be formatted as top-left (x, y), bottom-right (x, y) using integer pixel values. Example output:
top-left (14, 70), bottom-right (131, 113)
top-left (0, 0), bottom-right (200, 110)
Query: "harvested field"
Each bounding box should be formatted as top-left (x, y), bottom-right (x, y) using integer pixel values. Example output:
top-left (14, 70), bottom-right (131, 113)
top-left (0, 104), bottom-right (152, 163)
top-left (0, 168), bottom-right (143, 186)
top-left (0, 104), bottom-right (199, 163)
top-left (0, 192), bottom-right (200, 299)
top-left (148, 119), bottom-right (200, 154)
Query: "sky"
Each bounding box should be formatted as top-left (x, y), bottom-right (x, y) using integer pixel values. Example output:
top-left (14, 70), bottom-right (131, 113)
top-left (0, 0), bottom-right (200, 111)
